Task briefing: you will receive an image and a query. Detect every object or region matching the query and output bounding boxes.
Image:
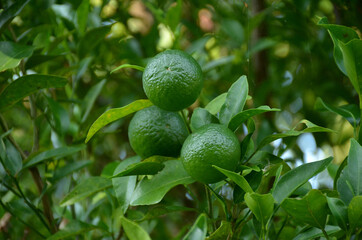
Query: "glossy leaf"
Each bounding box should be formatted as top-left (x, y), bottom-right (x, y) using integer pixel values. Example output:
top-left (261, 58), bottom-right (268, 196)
top-left (273, 157), bottom-right (333, 203)
top-left (47, 220), bottom-right (96, 240)
top-left (337, 139), bottom-right (362, 205)
top-left (327, 197), bottom-right (348, 231)
top-left (81, 79), bottom-right (106, 123)
top-left (130, 160), bottom-right (194, 206)
top-left (190, 107), bottom-right (219, 132)
top-left (182, 213), bottom-right (207, 240)
top-left (205, 221), bottom-right (232, 240)
top-left (0, 41), bottom-right (34, 72)
top-left (121, 216), bottom-right (151, 240)
top-left (220, 75), bottom-right (248, 125)
top-left (111, 64), bottom-right (145, 73)
top-left (111, 161), bottom-right (164, 178)
top-left (293, 225), bottom-right (341, 240)
top-left (0, 74), bottom-right (67, 111)
top-left (245, 192), bottom-right (274, 227)
top-left (282, 190), bottom-right (328, 229)
top-left (23, 145), bottom-right (86, 168)
top-left (78, 25), bottom-right (111, 58)
top-left (0, 0), bottom-right (30, 34)
top-left (60, 176), bottom-right (112, 206)
top-left (213, 166), bottom-right (253, 193)
top-left (112, 156), bottom-right (140, 213)
top-left (85, 99), bottom-right (153, 142)
top-left (205, 92), bottom-right (227, 115)
top-left (228, 106), bottom-right (280, 131)
top-left (348, 196), bottom-right (362, 230)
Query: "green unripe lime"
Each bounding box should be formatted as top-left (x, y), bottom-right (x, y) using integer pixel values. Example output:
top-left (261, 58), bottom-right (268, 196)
top-left (181, 124), bottom-right (241, 184)
top-left (128, 106), bottom-right (189, 159)
top-left (142, 50), bottom-right (203, 111)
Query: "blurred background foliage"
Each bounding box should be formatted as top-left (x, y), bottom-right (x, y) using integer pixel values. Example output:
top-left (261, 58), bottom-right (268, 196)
top-left (0, 0), bottom-right (361, 238)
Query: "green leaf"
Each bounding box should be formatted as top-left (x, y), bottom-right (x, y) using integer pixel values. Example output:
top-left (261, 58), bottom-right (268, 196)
top-left (46, 220), bottom-right (97, 240)
top-left (338, 39), bottom-right (362, 95)
top-left (348, 196), bottom-right (362, 230)
top-left (81, 79), bottom-right (106, 123)
top-left (121, 216), bottom-right (151, 240)
top-left (205, 221), bottom-right (232, 240)
top-left (190, 107), bottom-right (219, 132)
top-left (245, 192), bottom-right (274, 227)
top-left (78, 25), bottom-right (111, 58)
top-left (0, 0), bottom-right (30, 34)
top-left (228, 106), bottom-right (280, 132)
top-left (110, 161), bottom-right (165, 178)
top-left (202, 56), bottom-right (235, 72)
top-left (85, 99), bottom-right (153, 143)
top-left (46, 96), bottom-right (70, 135)
top-left (220, 75), bottom-right (248, 125)
top-left (282, 190), bottom-right (328, 229)
top-left (293, 225), bottom-right (341, 240)
top-left (112, 156), bottom-right (140, 213)
top-left (130, 160), bottom-right (194, 206)
top-left (0, 41), bottom-right (34, 72)
top-left (0, 139), bottom-right (22, 176)
top-left (337, 139), bottom-right (362, 205)
top-left (60, 176), bottom-right (112, 206)
top-left (183, 213), bottom-right (207, 240)
top-left (165, 0), bottom-right (182, 31)
top-left (0, 74), bottom-right (68, 111)
top-left (327, 197), bottom-right (348, 231)
top-left (213, 166), bottom-right (253, 193)
top-left (141, 205), bottom-right (196, 221)
top-left (110, 64), bottom-right (145, 74)
top-left (273, 157), bottom-right (333, 203)
top-left (205, 92), bottom-right (227, 115)
top-left (256, 120), bottom-right (334, 152)
top-left (23, 145), bottom-right (86, 169)
top-left (52, 160), bottom-right (92, 181)
top-left (318, 17), bottom-right (359, 75)
top-left (315, 97), bottom-right (359, 128)
top-left (76, 0), bottom-right (89, 36)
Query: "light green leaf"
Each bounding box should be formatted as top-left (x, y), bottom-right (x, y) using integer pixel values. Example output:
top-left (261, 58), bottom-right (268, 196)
top-left (273, 157), bottom-right (333, 203)
top-left (205, 92), bottom-right (227, 115)
top-left (205, 221), bottom-right (232, 240)
top-left (245, 192), bottom-right (274, 227)
top-left (81, 79), bottom-right (106, 123)
top-left (183, 213), bottom-right (207, 240)
top-left (220, 75), bottom-right (249, 125)
top-left (130, 160), bottom-right (194, 206)
top-left (0, 74), bottom-right (67, 111)
top-left (46, 220), bottom-right (97, 240)
top-left (202, 56), bottom-right (235, 72)
top-left (111, 64), bottom-right (145, 73)
top-left (121, 217), bottom-right (151, 240)
top-left (228, 106), bottom-right (280, 131)
top-left (85, 99), bottom-right (153, 143)
top-left (327, 197), bottom-right (348, 231)
top-left (52, 160), bottom-right (92, 181)
top-left (293, 225), bottom-right (341, 240)
top-left (23, 145), bottom-right (86, 169)
top-left (60, 176), bottom-right (112, 206)
top-left (110, 161), bottom-right (164, 178)
top-left (0, 0), bottom-right (30, 34)
top-left (348, 196), bottom-right (362, 230)
top-left (190, 108), bottom-right (219, 132)
top-left (282, 190), bottom-right (328, 229)
top-left (0, 41), bottom-right (34, 72)
top-left (213, 165), bottom-right (253, 193)
top-left (76, 0), bottom-right (89, 35)
top-left (337, 139), bottom-right (362, 205)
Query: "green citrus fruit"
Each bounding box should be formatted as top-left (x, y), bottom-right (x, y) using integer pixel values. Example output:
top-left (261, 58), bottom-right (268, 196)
top-left (128, 105), bottom-right (189, 159)
top-left (181, 123), bottom-right (241, 184)
top-left (142, 50), bottom-right (203, 111)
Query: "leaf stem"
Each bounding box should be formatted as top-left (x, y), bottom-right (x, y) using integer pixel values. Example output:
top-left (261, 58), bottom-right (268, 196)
top-left (180, 110), bottom-right (192, 133)
top-left (205, 185), bottom-right (216, 231)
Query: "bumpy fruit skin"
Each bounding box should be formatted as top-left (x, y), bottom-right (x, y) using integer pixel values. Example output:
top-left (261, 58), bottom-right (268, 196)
top-left (181, 123), bottom-right (241, 184)
top-left (128, 106), bottom-right (189, 159)
top-left (142, 50), bottom-right (203, 111)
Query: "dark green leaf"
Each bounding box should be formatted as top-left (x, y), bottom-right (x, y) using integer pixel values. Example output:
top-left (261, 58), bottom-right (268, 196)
top-left (213, 166), bottom-right (253, 193)
top-left (60, 176), bottom-right (112, 206)
top-left (76, 0), bottom-right (89, 35)
top-left (190, 107), bottom-right (219, 132)
top-left (78, 25), bottom-right (111, 58)
top-left (205, 221), bottom-right (232, 240)
top-left (130, 160), bottom-right (194, 206)
top-left (0, 41), bottom-right (34, 72)
top-left (121, 216), bottom-right (151, 240)
top-left (141, 205), bottom-right (196, 221)
top-left (273, 157), bottom-right (333, 203)
top-left (0, 74), bottom-right (67, 111)
top-left (46, 220), bottom-right (97, 240)
top-left (111, 64), bottom-right (145, 73)
top-left (228, 106), bottom-right (280, 132)
top-left (111, 161), bottom-right (165, 178)
top-left (282, 190), bottom-right (328, 229)
top-left (348, 196), bottom-right (362, 230)
top-left (46, 96), bottom-right (70, 135)
top-left (327, 197), bottom-right (348, 231)
top-left (0, 139), bottom-right (22, 176)
top-left (0, 0), bottom-right (30, 34)
top-left (85, 99), bottom-right (153, 143)
top-left (165, 0), bottom-right (182, 31)
top-left (182, 213), bottom-right (207, 240)
top-left (220, 75), bottom-right (248, 125)
top-left (205, 92), bottom-right (227, 115)
top-left (202, 56), bottom-right (235, 72)
top-left (337, 139), bottom-right (362, 204)
top-left (81, 79), bottom-right (106, 123)
top-left (25, 54), bottom-right (62, 69)
top-left (293, 225), bottom-right (341, 240)
top-left (52, 160), bottom-right (92, 181)
top-left (245, 192), bottom-right (274, 227)
top-left (23, 145), bottom-right (86, 169)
